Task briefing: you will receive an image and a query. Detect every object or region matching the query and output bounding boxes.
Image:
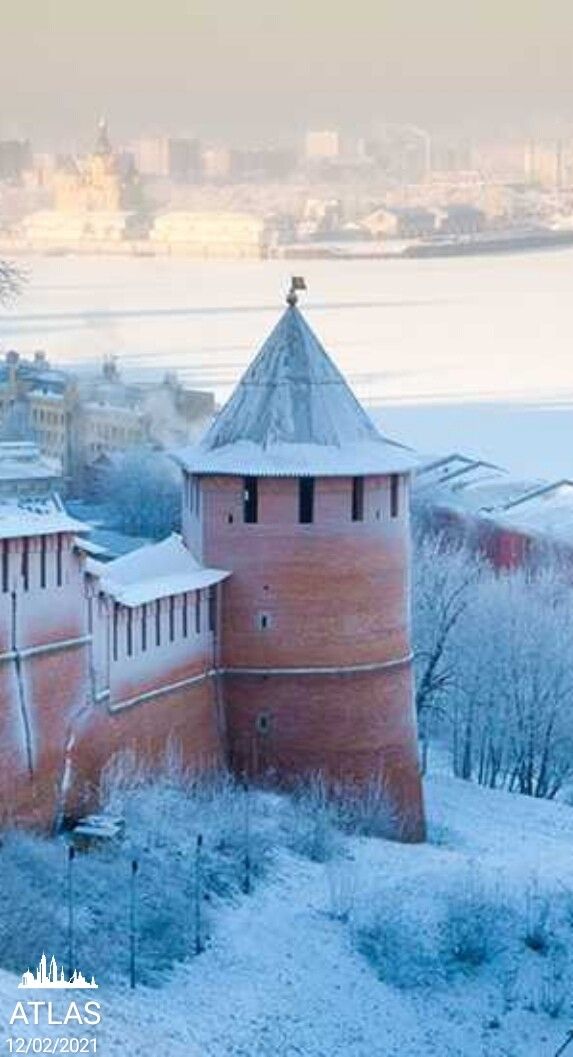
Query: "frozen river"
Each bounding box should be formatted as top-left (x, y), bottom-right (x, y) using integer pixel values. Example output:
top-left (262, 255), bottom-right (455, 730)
top-left (2, 252), bottom-right (573, 479)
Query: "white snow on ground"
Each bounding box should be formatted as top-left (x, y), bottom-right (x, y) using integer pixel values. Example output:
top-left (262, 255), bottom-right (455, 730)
top-left (3, 773), bottom-right (573, 1056)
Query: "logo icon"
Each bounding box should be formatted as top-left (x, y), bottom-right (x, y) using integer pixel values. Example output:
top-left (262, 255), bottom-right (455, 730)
top-left (18, 954), bottom-right (98, 990)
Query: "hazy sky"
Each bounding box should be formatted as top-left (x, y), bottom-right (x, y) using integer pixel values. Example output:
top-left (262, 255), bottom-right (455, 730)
top-left (3, 1), bottom-right (573, 145)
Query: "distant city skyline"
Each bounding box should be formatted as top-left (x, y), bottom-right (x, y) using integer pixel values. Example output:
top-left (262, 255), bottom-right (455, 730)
top-left (4, 1), bottom-right (573, 147)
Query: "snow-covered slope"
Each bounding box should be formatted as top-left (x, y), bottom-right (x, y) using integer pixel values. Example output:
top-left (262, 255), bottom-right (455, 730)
top-left (3, 774), bottom-right (573, 1057)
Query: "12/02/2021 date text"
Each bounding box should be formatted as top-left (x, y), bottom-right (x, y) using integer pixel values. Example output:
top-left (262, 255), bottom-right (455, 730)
top-left (6, 1041), bottom-right (96, 1053)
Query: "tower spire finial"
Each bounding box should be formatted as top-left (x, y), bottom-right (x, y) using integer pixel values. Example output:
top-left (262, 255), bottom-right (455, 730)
top-left (286, 276), bottom-right (307, 307)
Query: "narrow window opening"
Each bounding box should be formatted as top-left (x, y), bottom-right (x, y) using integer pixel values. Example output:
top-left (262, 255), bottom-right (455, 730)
top-left (56, 534), bottom-right (63, 587)
top-left (298, 477), bottom-right (315, 524)
top-left (113, 603), bottom-right (119, 661)
top-left (155, 599), bottom-right (161, 646)
top-left (141, 604), bottom-right (147, 652)
top-left (182, 593), bottom-right (188, 638)
top-left (195, 590), bottom-right (201, 634)
top-left (208, 586), bottom-right (217, 632)
top-left (2, 541), bottom-right (9, 593)
top-left (126, 609), bottom-right (133, 657)
top-left (40, 536), bottom-right (47, 588)
top-left (243, 476), bottom-right (258, 523)
top-left (227, 512), bottom-right (234, 524)
top-left (169, 596), bottom-right (175, 642)
top-left (352, 476), bottom-right (364, 522)
top-left (390, 474), bottom-right (400, 519)
top-left (21, 539), bottom-right (29, 592)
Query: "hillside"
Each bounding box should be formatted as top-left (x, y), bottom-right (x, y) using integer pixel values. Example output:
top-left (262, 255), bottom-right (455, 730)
top-left (3, 773), bottom-right (573, 1057)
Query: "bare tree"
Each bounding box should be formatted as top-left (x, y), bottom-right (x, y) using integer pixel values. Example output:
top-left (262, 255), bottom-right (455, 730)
top-left (412, 531), bottom-right (480, 772)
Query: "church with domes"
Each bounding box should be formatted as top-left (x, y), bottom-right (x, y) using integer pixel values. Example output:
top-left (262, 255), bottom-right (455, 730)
top-left (53, 119), bottom-right (143, 214)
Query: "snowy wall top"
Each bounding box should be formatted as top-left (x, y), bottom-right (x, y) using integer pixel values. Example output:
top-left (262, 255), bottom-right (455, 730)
top-left (413, 454), bottom-right (540, 515)
top-left (493, 480), bottom-right (573, 546)
top-left (0, 495), bottom-right (85, 540)
top-left (175, 304), bottom-right (417, 477)
top-left (93, 533), bottom-right (229, 607)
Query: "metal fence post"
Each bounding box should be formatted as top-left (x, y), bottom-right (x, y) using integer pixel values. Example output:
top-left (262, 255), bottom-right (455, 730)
top-left (130, 858), bottom-right (138, 990)
top-left (243, 780), bottom-right (251, 896)
top-left (194, 834), bottom-right (203, 955)
top-left (67, 845), bottom-right (75, 979)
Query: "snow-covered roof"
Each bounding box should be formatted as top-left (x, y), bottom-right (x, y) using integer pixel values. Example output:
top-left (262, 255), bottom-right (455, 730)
top-left (414, 454), bottom-right (540, 516)
top-left (73, 536), bottom-right (110, 558)
top-left (92, 533), bottom-right (230, 607)
top-left (492, 481), bottom-right (573, 546)
top-left (415, 453), bottom-right (502, 488)
top-left (0, 442), bottom-right (62, 483)
top-left (175, 304), bottom-right (417, 477)
top-left (0, 496), bottom-right (86, 540)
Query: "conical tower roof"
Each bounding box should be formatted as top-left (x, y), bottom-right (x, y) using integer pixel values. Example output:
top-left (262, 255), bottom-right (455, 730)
top-left (176, 299), bottom-right (417, 477)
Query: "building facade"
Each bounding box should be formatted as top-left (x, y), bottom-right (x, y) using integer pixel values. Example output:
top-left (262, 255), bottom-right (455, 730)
top-left (149, 211), bottom-right (271, 258)
top-left (53, 120), bottom-right (142, 214)
top-left (0, 293), bottom-right (425, 840)
top-left (0, 351), bottom-right (215, 487)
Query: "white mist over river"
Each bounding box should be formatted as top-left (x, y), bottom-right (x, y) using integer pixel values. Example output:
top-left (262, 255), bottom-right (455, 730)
top-left (2, 253), bottom-right (573, 480)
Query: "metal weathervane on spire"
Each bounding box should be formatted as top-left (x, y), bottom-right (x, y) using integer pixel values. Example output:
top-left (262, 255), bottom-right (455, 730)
top-left (286, 276), bottom-right (307, 307)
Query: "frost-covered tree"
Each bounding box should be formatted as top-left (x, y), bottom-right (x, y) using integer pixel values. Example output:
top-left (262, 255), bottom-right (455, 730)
top-left (412, 532), bottom-right (481, 771)
top-left (413, 531), bottom-right (573, 798)
top-left (98, 448), bottom-right (181, 539)
top-left (453, 567), bottom-right (573, 796)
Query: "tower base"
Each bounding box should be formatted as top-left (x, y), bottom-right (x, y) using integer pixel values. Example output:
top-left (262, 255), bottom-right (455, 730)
top-left (223, 665), bottom-right (426, 843)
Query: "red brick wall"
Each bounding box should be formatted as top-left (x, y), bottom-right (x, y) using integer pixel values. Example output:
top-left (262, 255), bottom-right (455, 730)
top-left (225, 664), bottom-right (424, 840)
top-left (189, 473), bottom-right (425, 841)
top-left (0, 533), bottom-right (225, 829)
top-left (68, 676), bottom-right (224, 817)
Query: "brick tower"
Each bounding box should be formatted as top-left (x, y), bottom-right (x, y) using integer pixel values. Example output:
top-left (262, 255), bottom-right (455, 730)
top-left (178, 282), bottom-right (425, 840)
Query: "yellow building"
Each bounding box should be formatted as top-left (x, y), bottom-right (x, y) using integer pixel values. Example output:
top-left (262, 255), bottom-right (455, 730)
top-left (53, 120), bottom-right (142, 213)
top-left (149, 211), bottom-right (270, 258)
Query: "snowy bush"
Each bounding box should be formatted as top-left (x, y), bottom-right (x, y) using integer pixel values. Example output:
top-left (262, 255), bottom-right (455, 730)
top-left (282, 772), bottom-right (402, 860)
top-left (523, 877), bottom-right (552, 954)
top-left (0, 758), bottom-right (275, 987)
top-left (349, 867), bottom-right (537, 989)
top-left (334, 777), bottom-right (401, 840)
top-left (353, 891), bottom-right (444, 989)
top-left (101, 755), bottom-right (274, 903)
top-left (440, 874), bottom-right (511, 968)
top-left (539, 944), bottom-right (570, 1018)
top-left (325, 859), bottom-right (364, 923)
top-left (284, 775), bottom-right (343, 862)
